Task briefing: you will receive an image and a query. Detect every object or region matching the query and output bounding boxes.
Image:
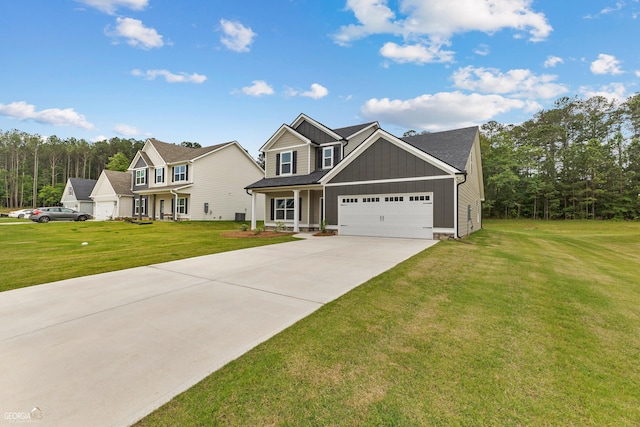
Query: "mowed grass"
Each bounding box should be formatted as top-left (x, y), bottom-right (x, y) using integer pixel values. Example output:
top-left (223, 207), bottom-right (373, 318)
top-left (0, 221), bottom-right (296, 292)
top-left (136, 220), bottom-right (640, 426)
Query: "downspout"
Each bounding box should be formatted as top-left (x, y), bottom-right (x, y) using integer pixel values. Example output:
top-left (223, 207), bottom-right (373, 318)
top-left (455, 172), bottom-right (467, 239)
top-left (170, 189), bottom-right (178, 221)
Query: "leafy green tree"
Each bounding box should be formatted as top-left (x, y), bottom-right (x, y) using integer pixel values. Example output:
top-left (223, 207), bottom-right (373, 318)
top-left (37, 184), bottom-right (64, 206)
top-left (106, 152), bottom-right (131, 172)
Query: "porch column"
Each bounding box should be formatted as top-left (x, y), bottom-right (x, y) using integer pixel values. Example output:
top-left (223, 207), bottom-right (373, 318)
top-left (293, 189), bottom-right (300, 232)
top-left (152, 194), bottom-right (157, 220)
top-left (138, 194), bottom-right (142, 220)
top-left (250, 191), bottom-right (257, 230)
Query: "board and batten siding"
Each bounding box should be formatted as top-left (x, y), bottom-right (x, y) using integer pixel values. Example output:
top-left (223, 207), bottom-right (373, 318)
top-left (189, 144), bottom-right (264, 221)
top-left (325, 137), bottom-right (456, 228)
top-left (295, 120), bottom-right (337, 144)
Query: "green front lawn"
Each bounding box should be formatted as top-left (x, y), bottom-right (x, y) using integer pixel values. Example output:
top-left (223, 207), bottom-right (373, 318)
top-left (0, 221), bottom-right (296, 292)
top-left (136, 220), bottom-right (640, 426)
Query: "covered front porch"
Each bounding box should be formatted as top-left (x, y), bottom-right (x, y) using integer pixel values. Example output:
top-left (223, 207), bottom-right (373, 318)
top-left (249, 186), bottom-right (324, 232)
top-left (134, 185), bottom-right (192, 221)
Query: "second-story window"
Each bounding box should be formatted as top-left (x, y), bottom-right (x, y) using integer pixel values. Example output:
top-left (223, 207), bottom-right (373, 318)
top-left (135, 169), bottom-right (146, 185)
top-left (322, 147), bottom-right (333, 169)
top-left (173, 165), bottom-right (187, 181)
top-left (280, 151), bottom-right (292, 175)
top-left (155, 167), bottom-right (164, 183)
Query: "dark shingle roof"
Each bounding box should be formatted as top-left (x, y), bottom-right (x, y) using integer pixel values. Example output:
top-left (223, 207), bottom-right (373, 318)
top-left (401, 126), bottom-right (478, 171)
top-left (332, 122), bottom-right (377, 139)
top-left (104, 170), bottom-right (133, 196)
top-left (246, 170), bottom-right (329, 189)
top-left (69, 178), bottom-right (97, 201)
top-left (148, 139), bottom-right (230, 163)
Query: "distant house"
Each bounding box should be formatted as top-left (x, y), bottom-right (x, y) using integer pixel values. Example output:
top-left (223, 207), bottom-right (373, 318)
top-left (90, 170), bottom-right (134, 220)
top-left (246, 113), bottom-right (484, 239)
top-left (61, 178), bottom-right (97, 215)
top-left (128, 139), bottom-right (265, 221)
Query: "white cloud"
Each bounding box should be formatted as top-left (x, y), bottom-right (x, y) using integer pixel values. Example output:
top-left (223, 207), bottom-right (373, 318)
top-left (451, 66), bottom-right (568, 99)
top-left (113, 124), bottom-right (139, 136)
top-left (544, 55), bottom-right (564, 68)
top-left (131, 69), bottom-right (207, 83)
top-left (579, 82), bottom-right (627, 102)
top-left (361, 91), bottom-right (538, 131)
top-left (241, 80), bottom-right (274, 97)
top-left (379, 42), bottom-right (454, 64)
top-left (0, 101), bottom-right (94, 129)
top-left (220, 19), bottom-right (256, 52)
top-left (91, 135), bottom-right (108, 142)
top-left (334, 0), bottom-right (552, 52)
top-left (107, 17), bottom-right (163, 50)
top-left (75, 0), bottom-right (147, 15)
top-left (590, 53), bottom-right (623, 75)
top-left (636, 70), bottom-right (640, 78)
top-left (301, 83), bottom-right (329, 99)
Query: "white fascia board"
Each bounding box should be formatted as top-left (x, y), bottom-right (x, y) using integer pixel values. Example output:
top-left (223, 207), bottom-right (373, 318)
top-left (290, 113), bottom-right (343, 141)
top-left (320, 129), bottom-right (458, 184)
top-left (260, 124), bottom-right (311, 152)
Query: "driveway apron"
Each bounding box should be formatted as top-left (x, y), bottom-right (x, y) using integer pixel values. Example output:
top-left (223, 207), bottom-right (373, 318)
top-left (0, 235), bottom-right (437, 427)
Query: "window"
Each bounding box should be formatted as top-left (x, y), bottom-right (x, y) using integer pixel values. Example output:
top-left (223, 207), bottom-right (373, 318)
top-left (275, 198), bottom-right (295, 220)
top-left (322, 147), bottom-right (333, 169)
top-left (177, 197), bottom-right (188, 214)
top-left (173, 165), bottom-right (186, 181)
top-left (68, 186), bottom-right (74, 196)
top-left (135, 198), bottom-right (146, 215)
top-left (280, 151), bottom-right (292, 175)
top-left (135, 169), bottom-right (146, 185)
top-left (155, 167), bottom-right (164, 183)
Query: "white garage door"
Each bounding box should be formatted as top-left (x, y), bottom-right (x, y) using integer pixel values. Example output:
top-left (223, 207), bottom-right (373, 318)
top-left (338, 193), bottom-right (433, 239)
top-left (95, 201), bottom-right (117, 220)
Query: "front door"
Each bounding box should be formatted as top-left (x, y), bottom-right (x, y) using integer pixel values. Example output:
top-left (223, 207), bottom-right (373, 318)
top-left (160, 200), bottom-right (165, 219)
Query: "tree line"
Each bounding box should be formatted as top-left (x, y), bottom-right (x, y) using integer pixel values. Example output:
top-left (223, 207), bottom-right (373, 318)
top-left (0, 134), bottom-right (145, 207)
top-left (3, 93), bottom-right (640, 218)
top-left (481, 94), bottom-right (640, 220)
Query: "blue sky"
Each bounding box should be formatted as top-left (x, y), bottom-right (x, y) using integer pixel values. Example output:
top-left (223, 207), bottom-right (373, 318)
top-left (1, 0), bottom-right (639, 157)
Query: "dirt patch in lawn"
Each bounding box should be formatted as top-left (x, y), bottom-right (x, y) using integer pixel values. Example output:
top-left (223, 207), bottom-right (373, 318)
top-left (221, 230), bottom-right (296, 238)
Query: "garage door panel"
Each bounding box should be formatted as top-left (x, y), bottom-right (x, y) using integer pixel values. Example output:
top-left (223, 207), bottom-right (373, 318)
top-left (338, 193), bottom-right (433, 239)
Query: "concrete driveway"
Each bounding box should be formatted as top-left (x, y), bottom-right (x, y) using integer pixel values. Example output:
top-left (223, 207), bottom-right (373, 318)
top-left (0, 235), bottom-right (437, 427)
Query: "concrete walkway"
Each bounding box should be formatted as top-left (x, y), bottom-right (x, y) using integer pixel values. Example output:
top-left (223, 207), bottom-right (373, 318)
top-left (0, 235), bottom-right (437, 427)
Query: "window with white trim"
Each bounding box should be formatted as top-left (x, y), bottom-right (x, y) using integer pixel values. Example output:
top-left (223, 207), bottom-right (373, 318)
top-left (155, 167), bottom-right (164, 183)
top-left (173, 165), bottom-right (186, 181)
top-left (275, 198), bottom-right (294, 220)
top-left (322, 147), bottom-right (333, 169)
top-left (135, 169), bottom-right (146, 185)
top-left (280, 151), bottom-right (292, 175)
top-left (135, 198), bottom-right (146, 215)
top-left (177, 197), bottom-right (187, 214)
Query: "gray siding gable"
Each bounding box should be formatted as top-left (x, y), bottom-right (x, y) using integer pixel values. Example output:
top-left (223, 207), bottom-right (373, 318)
top-left (328, 137), bottom-right (449, 184)
top-left (295, 120), bottom-right (339, 144)
top-left (134, 156), bottom-right (148, 169)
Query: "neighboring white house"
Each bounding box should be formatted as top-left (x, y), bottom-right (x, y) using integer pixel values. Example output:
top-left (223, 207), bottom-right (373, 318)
top-left (89, 170), bottom-right (134, 220)
top-left (61, 178), bottom-right (97, 215)
top-left (128, 139), bottom-right (265, 221)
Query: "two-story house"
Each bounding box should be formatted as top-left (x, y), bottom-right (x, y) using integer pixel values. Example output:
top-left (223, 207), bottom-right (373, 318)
top-left (246, 113), bottom-right (484, 239)
top-left (129, 138), bottom-right (265, 221)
